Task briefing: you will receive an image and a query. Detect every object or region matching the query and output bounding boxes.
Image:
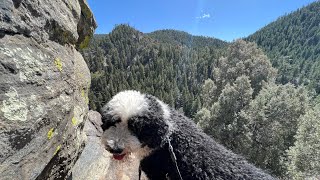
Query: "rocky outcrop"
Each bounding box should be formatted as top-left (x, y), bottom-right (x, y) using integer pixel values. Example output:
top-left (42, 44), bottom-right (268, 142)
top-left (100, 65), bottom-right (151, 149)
top-left (0, 0), bottom-right (96, 179)
top-left (72, 111), bottom-right (110, 180)
top-left (0, 0), bottom-right (95, 49)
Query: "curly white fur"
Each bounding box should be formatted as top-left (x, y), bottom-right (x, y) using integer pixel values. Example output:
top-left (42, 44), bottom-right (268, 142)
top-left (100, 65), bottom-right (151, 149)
top-left (107, 90), bottom-right (149, 122)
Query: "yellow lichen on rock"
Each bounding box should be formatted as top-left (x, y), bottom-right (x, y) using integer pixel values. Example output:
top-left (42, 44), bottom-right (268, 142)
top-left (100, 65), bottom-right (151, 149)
top-left (81, 89), bottom-right (85, 98)
top-left (47, 128), bottom-right (54, 139)
top-left (81, 89), bottom-right (89, 105)
top-left (72, 116), bottom-right (78, 126)
top-left (54, 145), bottom-right (61, 155)
top-left (54, 57), bottom-right (63, 72)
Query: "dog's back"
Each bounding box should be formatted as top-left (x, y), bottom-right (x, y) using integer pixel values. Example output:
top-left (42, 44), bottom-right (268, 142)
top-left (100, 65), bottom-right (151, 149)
top-left (141, 110), bottom-right (275, 180)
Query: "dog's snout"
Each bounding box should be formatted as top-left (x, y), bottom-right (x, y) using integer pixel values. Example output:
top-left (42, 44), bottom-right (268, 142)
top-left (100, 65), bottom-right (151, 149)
top-left (109, 147), bottom-right (124, 154)
top-left (105, 140), bottom-right (125, 154)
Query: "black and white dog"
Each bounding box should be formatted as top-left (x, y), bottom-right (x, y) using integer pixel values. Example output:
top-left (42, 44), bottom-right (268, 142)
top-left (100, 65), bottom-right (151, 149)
top-left (100, 90), bottom-right (275, 180)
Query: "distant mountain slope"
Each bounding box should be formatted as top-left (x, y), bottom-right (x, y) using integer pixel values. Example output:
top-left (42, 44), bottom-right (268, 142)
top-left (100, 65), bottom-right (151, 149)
top-left (82, 24), bottom-right (226, 116)
top-left (147, 29), bottom-right (228, 48)
top-left (246, 1), bottom-right (320, 92)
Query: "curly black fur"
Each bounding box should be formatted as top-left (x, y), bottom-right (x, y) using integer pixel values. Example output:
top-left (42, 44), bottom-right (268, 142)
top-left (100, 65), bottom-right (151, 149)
top-left (101, 92), bottom-right (276, 180)
top-left (130, 96), bottom-right (275, 180)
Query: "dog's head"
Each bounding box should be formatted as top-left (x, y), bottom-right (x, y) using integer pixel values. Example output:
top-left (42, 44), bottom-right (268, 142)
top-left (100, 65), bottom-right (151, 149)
top-left (100, 90), bottom-right (173, 160)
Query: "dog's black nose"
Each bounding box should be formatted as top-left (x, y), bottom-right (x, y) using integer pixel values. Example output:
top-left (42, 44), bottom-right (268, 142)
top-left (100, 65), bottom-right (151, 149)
top-left (109, 147), bottom-right (124, 154)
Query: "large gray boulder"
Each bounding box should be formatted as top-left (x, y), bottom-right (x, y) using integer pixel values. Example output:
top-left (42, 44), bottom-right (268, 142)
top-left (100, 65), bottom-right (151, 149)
top-left (0, 0), bottom-right (96, 179)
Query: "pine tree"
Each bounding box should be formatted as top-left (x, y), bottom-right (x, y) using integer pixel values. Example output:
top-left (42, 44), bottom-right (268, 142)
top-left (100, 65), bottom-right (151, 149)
top-left (286, 104), bottom-right (320, 179)
top-left (240, 83), bottom-right (310, 176)
top-left (206, 75), bottom-right (253, 152)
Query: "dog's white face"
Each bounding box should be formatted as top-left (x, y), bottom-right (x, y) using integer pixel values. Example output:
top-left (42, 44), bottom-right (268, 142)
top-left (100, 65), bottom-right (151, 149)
top-left (101, 119), bottom-right (143, 160)
top-left (100, 90), bottom-right (172, 161)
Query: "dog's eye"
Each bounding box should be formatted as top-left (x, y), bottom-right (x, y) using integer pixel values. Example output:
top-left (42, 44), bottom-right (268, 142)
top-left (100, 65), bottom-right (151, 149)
top-left (112, 117), bottom-right (121, 123)
top-left (101, 116), bottom-right (122, 131)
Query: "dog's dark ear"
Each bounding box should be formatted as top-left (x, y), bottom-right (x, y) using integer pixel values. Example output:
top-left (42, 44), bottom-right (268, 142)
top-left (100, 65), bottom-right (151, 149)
top-left (128, 114), bottom-right (168, 148)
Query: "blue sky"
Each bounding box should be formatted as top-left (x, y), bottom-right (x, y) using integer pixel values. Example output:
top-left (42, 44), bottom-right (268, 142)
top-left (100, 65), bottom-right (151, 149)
top-left (87, 0), bottom-right (317, 42)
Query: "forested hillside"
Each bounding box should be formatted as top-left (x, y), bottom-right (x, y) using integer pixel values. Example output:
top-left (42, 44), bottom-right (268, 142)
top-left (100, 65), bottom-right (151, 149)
top-left (247, 1), bottom-right (320, 93)
top-left (148, 29), bottom-right (228, 48)
top-left (81, 25), bottom-right (226, 117)
top-left (82, 3), bottom-right (320, 177)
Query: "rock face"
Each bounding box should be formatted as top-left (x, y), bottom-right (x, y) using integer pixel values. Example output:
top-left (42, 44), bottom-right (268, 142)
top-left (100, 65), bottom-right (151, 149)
top-left (72, 111), bottom-right (110, 180)
top-left (0, 0), bottom-right (95, 49)
top-left (0, 0), bottom-right (96, 179)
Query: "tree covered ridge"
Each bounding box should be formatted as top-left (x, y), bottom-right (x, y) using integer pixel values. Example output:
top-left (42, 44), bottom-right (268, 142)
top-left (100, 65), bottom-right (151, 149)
top-left (82, 4), bottom-right (320, 177)
top-left (81, 24), bottom-right (226, 116)
top-left (147, 29), bottom-right (228, 48)
top-left (247, 1), bottom-right (320, 93)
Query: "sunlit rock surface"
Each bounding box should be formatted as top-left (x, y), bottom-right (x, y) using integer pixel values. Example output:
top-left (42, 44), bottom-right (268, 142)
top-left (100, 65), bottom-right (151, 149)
top-left (0, 0), bottom-right (96, 179)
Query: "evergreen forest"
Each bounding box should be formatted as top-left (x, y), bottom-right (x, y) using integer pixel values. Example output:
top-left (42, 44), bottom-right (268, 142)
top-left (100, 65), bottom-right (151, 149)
top-left (81, 1), bottom-right (320, 179)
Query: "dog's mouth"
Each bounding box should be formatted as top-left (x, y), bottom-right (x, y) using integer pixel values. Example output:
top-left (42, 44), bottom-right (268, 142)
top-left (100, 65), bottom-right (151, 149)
top-left (113, 153), bottom-right (127, 160)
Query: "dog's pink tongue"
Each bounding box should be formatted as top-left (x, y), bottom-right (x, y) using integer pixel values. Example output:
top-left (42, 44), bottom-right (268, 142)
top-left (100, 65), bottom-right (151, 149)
top-left (113, 154), bottom-right (126, 160)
